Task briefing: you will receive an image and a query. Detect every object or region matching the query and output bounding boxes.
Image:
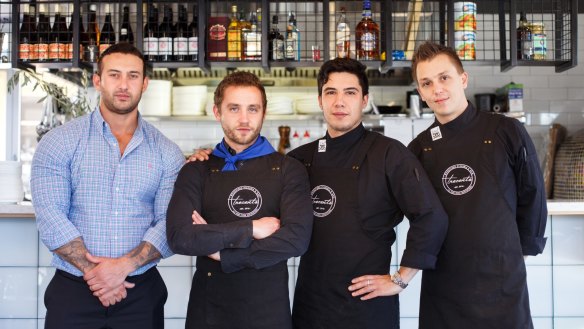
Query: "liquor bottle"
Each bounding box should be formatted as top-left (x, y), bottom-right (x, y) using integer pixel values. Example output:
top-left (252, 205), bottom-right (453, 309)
top-left (174, 5), bottom-right (189, 61)
top-left (336, 7), bottom-right (350, 58)
top-left (85, 4), bottom-right (100, 62)
top-left (49, 4), bottom-right (67, 61)
top-left (99, 8), bottom-right (116, 55)
top-left (19, 4), bottom-right (34, 62)
top-left (285, 12), bottom-right (300, 61)
top-left (268, 15), bottom-right (284, 61)
top-left (356, 0), bottom-right (380, 60)
top-left (143, 4), bottom-right (159, 62)
top-left (119, 6), bottom-right (134, 44)
top-left (243, 12), bottom-right (261, 61)
top-left (188, 6), bottom-right (198, 61)
top-left (158, 5), bottom-right (173, 61)
top-left (36, 4), bottom-right (50, 62)
top-left (517, 12), bottom-right (533, 60)
top-left (227, 5), bottom-right (242, 61)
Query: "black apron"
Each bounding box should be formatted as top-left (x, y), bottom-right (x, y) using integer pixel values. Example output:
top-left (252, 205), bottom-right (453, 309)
top-left (417, 113), bottom-right (533, 329)
top-left (292, 132), bottom-right (399, 329)
top-left (186, 155), bottom-right (292, 329)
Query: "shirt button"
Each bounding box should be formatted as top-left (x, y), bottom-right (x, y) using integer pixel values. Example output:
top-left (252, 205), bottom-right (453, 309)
top-left (114, 211), bottom-right (118, 215)
top-left (116, 187), bottom-right (120, 192)
top-left (207, 272), bottom-right (212, 277)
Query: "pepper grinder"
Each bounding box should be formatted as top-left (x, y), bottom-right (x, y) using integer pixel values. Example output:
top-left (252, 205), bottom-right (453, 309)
top-left (278, 126), bottom-right (291, 154)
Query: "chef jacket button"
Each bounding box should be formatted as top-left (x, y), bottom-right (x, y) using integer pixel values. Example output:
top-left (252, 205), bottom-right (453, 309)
top-left (207, 272), bottom-right (212, 277)
top-left (229, 243), bottom-right (234, 247)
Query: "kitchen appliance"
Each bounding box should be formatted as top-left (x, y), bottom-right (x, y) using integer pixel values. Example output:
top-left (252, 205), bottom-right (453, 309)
top-left (474, 93), bottom-right (496, 112)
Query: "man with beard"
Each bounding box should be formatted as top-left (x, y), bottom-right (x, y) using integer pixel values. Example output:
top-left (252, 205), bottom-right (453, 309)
top-left (166, 71), bottom-right (313, 329)
top-left (31, 43), bottom-right (185, 329)
top-left (408, 42), bottom-right (547, 328)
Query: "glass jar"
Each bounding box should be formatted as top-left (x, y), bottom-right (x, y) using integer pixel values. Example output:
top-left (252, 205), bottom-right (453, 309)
top-left (530, 23), bottom-right (547, 60)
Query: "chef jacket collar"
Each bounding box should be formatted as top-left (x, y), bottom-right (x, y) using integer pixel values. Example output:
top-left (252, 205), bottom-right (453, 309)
top-left (325, 123), bottom-right (366, 148)
top-left (433, 101), bottom-right (477, 132)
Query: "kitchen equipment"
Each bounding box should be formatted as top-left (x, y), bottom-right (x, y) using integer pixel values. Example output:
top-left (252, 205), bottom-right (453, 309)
top-left (139, 80), bottom-right (172, 116)
top-left (474, 93), bottom-right (496, 112)
top-left (377, 105), bottom-right (402, 115)
top-left (172, 85), bottom-right (207, 116)
top-left (0, 161), bottom-right (24, 204)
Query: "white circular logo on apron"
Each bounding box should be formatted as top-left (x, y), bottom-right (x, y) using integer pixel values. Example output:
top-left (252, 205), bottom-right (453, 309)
top-left (311, 185), bottom-right (336, 218)
top-left (442, 164), bottom-right (476, 195)
top-left (228, 186), bottom-right (262, 218)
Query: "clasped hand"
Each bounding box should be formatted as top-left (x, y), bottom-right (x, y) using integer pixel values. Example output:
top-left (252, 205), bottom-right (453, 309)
top-left (83, 253), bottom-right (135, 307)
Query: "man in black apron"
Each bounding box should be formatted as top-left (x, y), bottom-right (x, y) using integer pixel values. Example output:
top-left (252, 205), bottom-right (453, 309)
top-left (289, 58), bottom-right (449, 329)
top-left (166, 72), bottom-right (313, 329)
top-left (408, 42), bottom-right (547, 328)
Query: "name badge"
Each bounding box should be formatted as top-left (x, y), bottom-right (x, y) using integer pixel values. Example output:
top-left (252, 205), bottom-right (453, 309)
top-left (430, 126), bottom-right (442, 141)
top-left (318, 139), bottom-right (327, 152)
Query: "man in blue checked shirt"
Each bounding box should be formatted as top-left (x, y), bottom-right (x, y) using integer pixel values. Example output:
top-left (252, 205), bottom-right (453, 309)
top-left (31, 43), bottom-right (185, 329)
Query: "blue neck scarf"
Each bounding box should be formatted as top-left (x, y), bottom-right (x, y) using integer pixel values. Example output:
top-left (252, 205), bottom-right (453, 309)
top-left (212, 136), bottom-right (276, 171)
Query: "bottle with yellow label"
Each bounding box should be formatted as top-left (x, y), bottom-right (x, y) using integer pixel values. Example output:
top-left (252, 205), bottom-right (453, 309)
top-left (531, 23), bottom-right (546, 60)
top-left (227, 5), bottom-right (242, 61)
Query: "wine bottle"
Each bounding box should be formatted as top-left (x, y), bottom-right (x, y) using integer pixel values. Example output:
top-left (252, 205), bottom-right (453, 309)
top-left (99, 7), bottom-right (116, 55)
top-left (49, 4), bottom-right (67, 61)
top-left (119, 6), bottom-right (134, 45)
top-left (158, 5), bottom-right (173, 61)
top-left (356, 0), bottom-right (380, 60)
top-left (36, 4), bottom-right (50, 62)
top-left (187, 6), bottom-right (198, 61)
top-left (85, 4), bottom-right (99, 62)
top-left (143, 4), bottom-right (159, 62)
top-left (19, 4), bottom-right (34, 62)
top-left (173, 5), bottom-right (189, 61)
top-left (64, 9), bottom-right (73, 60)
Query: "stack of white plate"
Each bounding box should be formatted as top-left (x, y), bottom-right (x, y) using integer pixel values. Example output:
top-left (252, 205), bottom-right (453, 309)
top-left (267, 96), bottom-right (294, 115)
top-left (172, 85), bottom-right (208, 116)
top-left (295, 95), bottom-right (321, 114)
top-left (0, 161), bottom-right (24, 204)
top-left (139, 80), bottom-right (172, 116)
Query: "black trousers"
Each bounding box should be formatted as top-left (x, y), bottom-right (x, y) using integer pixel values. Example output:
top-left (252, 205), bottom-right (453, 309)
top-left (44, 267), bottom-right (167, 329)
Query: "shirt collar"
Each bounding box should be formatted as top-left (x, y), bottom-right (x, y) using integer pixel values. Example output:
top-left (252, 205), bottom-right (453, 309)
top-left (91, 107), bottom-right (144, 141)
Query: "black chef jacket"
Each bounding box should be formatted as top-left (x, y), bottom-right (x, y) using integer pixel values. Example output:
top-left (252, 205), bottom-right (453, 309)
top-left (289, 124), bottom-right (448, 329)
top-left (408, 103), bottom-right (547, 329)
top-left (166, 152), bottom-right (313, 329)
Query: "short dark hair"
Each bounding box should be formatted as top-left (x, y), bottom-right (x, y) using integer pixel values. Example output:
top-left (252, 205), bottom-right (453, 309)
top-left (317, 58), bottom-right (369, 97)
top-left (97, 42), bottom-right (147, 77)
top-left (411, 42), bottom-right (465, 83)
top-left (214, 71), bottom-right (267, 112)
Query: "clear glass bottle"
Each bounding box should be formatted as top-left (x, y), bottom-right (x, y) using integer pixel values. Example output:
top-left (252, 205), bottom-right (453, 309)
top-left (85, 4), bottom-right (100, 62)
top-left (336, 7), bottom-right (350, 59)
top-left (243, 12), bottom-right (261, 61)
top-left (531, 22), bottom-right (546, 60)
top-left (285, 12), bottom-right (300, 61)
top-left (227, 5), bottom-right (242, 61)
top-left (356, 0), bottom-right (380, 60)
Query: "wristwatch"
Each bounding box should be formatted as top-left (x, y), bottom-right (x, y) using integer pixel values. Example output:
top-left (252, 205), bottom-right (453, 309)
top-left (391, 272), bottom-right (408, 289)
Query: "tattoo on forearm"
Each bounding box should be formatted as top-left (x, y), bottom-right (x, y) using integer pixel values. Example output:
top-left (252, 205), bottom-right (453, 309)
top-left (126, 242), bottom-right (161, 269)
top-left (55, 237), bottom-right (95, 273)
